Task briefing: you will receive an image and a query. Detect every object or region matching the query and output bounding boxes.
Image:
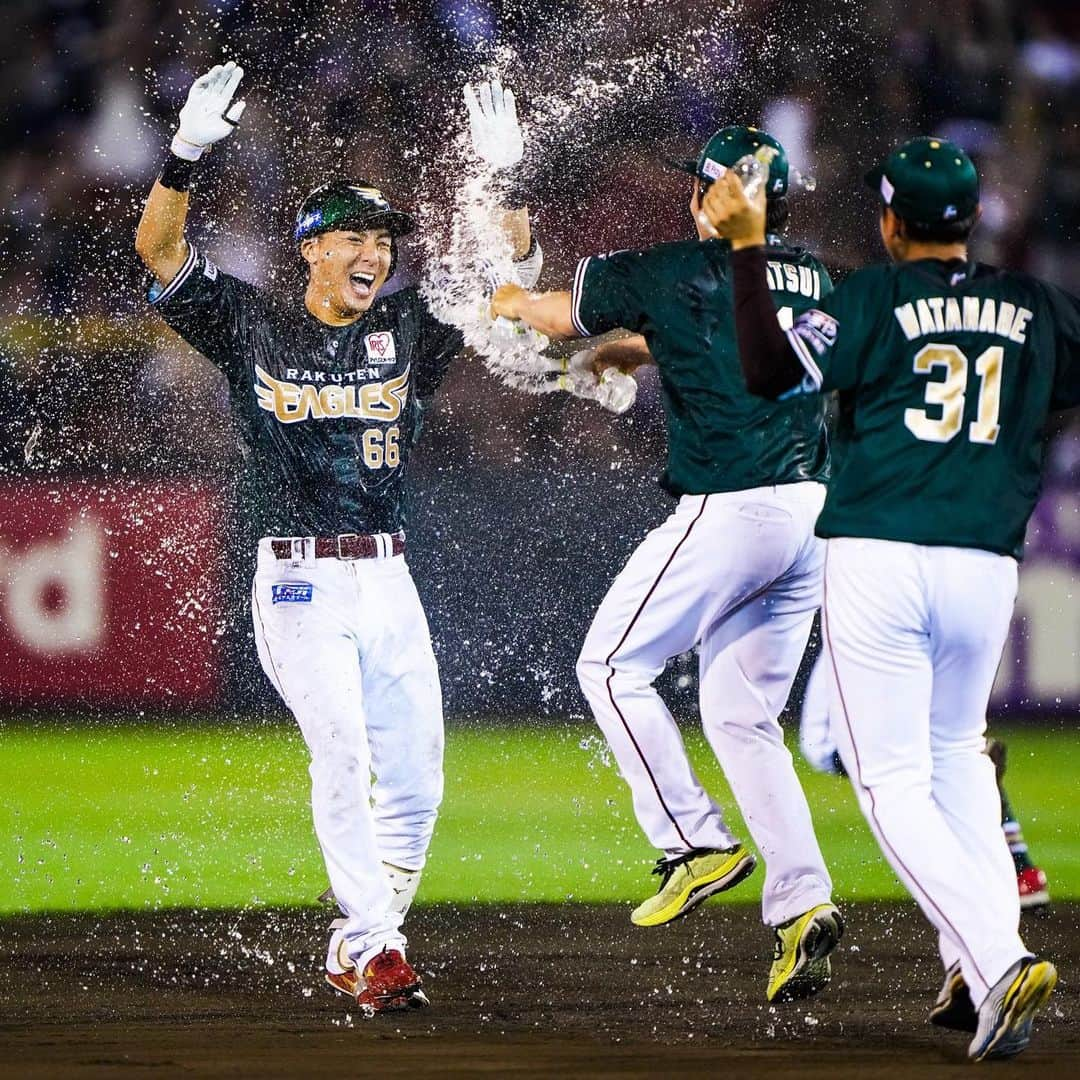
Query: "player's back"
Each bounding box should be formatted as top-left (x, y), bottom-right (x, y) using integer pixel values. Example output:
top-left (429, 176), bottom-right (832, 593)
top-left (816, 258), bottom-right (1080, 558)
top-left (573, 236), bottom-right (832, 495)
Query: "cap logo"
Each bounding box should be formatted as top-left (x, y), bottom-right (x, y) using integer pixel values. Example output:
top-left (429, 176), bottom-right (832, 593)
top-left (349, 185), bottom-right (388, 207)
top-left (701, 157), bottom-right (726, 180)
top-left (880, 175), bottom-right (895, 205)
top-left (943, 204), bottom-right (958, 220)
top-left (298, 209), bottom-right (323, 232)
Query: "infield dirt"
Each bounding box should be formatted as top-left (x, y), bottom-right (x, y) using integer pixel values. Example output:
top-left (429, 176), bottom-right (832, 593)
top-left (0, 902), bottom-right (1075, 1078)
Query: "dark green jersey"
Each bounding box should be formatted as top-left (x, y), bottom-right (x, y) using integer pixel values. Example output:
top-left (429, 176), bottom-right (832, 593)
top-left (149, 244), bottom-right (463, 536)
top-left (785, 258), bottom-right (1080, 558)
top-left (571, 236), bottom-right (831, 496)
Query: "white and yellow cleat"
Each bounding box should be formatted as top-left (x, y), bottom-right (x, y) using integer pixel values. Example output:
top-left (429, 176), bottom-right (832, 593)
top-left (631, 845), bottom-right (756, 927)
top-left (968, 957), bottom-right (1057, 1062)
top-left (766, 902), bottom-right (844, 1003)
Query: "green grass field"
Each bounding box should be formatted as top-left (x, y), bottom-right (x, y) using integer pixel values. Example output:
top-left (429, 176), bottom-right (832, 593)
top-left (1, 720), bottom-right (1076, 914)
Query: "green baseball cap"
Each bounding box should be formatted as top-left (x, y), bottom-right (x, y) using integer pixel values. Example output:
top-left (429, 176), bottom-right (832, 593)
top-left (294, 181), bottom-right (416, 242)
top-left (865, 137), bottom-right (980, 226)
top-left (672, 126), bottom-right (789, 198)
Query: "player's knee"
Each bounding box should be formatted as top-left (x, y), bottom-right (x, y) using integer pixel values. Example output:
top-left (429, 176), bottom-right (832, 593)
top-left (575, 646), bottom-right (607, 698)
top-left (308, 744), bottom-right (371, 808)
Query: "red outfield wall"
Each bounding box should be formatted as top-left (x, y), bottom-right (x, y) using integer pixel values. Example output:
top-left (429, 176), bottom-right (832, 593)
top-left (0, 481), bottom-right (224, 705)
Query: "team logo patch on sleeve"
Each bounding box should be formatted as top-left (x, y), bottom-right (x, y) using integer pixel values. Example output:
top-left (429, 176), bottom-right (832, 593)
top-left (365, 332), bottom-right (396, 363)
top-left (272, 582), bottom-right (314, 604)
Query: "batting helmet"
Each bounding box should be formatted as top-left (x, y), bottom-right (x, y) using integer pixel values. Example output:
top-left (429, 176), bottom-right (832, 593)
top-left (294, 181), bottom-right (416, 279)
top-left (671, 126), bottom-right (789, 198)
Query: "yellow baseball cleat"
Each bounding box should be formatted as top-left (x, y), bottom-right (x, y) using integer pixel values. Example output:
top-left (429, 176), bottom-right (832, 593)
top-left (969, 957), bottom-right (1057, 1062)
top-left (631, 845), bottom-right (756, 927)
top-left (766, 902), bottom-right (844, 1002)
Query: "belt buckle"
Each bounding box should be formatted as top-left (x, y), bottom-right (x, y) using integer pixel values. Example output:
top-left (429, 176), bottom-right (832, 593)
top-left (335, 532), bottom-right (360, 560)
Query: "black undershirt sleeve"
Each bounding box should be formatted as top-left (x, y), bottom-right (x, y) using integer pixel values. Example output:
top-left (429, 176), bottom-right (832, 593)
top-left (729, 245), bottom-right (806, 399)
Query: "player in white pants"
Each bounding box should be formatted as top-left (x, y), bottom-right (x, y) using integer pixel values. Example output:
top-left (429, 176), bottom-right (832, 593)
top-left (492, 125), bottom-right (842, 1004)
top-left (576, 483), bottom-right (834, 934)
top-left (138, 65), bottom-right (538, 1014)
top-left (705, 135), bottom-right (1074, 1059)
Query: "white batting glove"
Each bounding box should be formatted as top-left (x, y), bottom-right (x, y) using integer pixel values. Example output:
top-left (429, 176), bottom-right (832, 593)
top-left (171, 61), bottom-right (246, 161)
top-left (464, 80), bottom-right (524, 170)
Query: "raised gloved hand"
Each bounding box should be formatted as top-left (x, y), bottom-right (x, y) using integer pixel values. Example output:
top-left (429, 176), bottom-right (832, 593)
top-left (464, 80), bottom-right (524, 170)
top-left (171, 61), bottom-right (246, 161)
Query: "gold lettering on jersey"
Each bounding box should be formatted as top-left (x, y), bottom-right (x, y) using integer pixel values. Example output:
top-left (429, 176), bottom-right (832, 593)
top-left (254, 365), bottom-right (410, 424)
top-left (765, 261), bottom-right (822, 300)
top-left (893, 297), bottom-right (1032, 345)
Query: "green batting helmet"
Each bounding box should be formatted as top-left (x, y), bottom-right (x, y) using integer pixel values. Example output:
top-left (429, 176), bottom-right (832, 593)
top-left (673, 126), bottom-right (789, 198)
top-left (295, 181), bottom-right (416, 277)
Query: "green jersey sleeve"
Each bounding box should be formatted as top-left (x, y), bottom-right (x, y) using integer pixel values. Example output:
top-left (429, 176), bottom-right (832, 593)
top-left (570, 250), bottom-right (647, 336)
top-left (782, 269), bottom-right (885, 396)
top-left (1043, 281), bottom-right (1080, 410)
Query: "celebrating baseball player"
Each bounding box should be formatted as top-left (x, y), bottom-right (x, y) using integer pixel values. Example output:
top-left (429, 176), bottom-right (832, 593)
top-left (702, 136), bottom-right (1079, 1060)
top-left (135, 62), bottom-right (540, 1015)
top-left (491, 127), bottom-right (843, 1004)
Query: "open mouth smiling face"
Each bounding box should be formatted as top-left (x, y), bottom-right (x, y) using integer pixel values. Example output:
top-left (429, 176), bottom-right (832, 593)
top-left (302, 225), bottom-right (396, 322)
top-left (347, 269), bottom-right (379, 303)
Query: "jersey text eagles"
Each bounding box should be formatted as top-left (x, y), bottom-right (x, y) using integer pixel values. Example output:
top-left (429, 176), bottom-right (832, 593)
top-left (255, 364), bottom-right (410, 424)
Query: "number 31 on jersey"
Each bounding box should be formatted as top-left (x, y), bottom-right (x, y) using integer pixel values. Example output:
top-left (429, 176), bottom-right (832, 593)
top-left (904, 343), bottom-right (1003, 445)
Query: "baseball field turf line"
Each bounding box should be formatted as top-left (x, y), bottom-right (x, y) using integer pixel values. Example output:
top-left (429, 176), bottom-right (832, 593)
top-left (1, 721), bottom-right (1075, 913)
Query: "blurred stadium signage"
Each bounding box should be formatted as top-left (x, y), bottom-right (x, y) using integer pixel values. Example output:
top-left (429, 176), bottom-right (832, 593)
top-left (991, 484), bottom-right (1080, 713)
top-left (0, 481), bottom-right (223, 706)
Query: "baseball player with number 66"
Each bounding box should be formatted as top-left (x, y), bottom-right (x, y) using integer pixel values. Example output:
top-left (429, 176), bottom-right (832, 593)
top-left (136, 61), bottom-right (541, 1016)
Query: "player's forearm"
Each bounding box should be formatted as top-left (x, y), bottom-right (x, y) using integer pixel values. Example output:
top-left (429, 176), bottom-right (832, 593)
top-left (729, 246), bottom-right (805, 399)
top-left (592, 334), bottom-right (653, 375)
top-left (492, 287), bottom-right (577, 339)
top-left (135, 177), bottom-right (192, 286)
top-left (501, 207), bottom-right (532, 260)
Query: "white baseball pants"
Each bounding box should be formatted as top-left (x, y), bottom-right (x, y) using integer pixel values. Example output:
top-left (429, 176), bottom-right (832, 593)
top-left (799, 649), bottom-right (839, 773)
top-left (822, 537), bottom-right (1028, 1007)
top-left (251, 539), bottom-right (443, 972)
top-left (577, 483), bottom-right (833, 927)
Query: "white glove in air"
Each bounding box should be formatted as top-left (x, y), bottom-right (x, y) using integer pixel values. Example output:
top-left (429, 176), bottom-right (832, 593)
top-left (464, 80), bottom-right (524, 170)
top-left (172, 61), bottom-right (246, 161)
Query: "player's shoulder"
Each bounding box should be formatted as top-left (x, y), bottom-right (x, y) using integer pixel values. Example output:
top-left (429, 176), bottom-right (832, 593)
top-left (587, 239), bottom-right (703, 272)
top-left (764, 236), bottom-right (823, 265)
top-left (969, 262), bottom-right (1075, 309)
top-left (150, 243), bottom-right (266, 310)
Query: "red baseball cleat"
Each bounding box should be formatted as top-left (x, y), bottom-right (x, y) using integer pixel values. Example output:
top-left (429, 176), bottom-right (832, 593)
top-left (325, 968), bottom-right (359, 998)
top-left (1018, 866), bottom-right (1050, 911)
top-left (326, 949), bottom-right (429, 1014)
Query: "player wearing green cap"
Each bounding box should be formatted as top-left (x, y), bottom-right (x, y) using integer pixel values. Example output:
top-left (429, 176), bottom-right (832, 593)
top-left (136, 64), bottom-right (541, 1015)
top-left (492, 125), bottom-right (843, 1004)
top-left (701, 135), bottom-right (1078, 1061)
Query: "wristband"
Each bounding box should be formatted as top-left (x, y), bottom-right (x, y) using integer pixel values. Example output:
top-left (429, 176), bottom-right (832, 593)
top-left (169, 133), bottom-right (206, 161)
top-left (159, 152), bottom-right (200, 193)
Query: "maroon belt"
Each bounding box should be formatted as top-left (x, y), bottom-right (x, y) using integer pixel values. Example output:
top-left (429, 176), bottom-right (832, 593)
top-left (270, 533), bottom-right (405, 560)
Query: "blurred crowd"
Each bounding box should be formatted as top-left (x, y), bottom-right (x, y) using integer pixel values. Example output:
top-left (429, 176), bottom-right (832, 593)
top-left (0, 0), bottom-right (1078, 482)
